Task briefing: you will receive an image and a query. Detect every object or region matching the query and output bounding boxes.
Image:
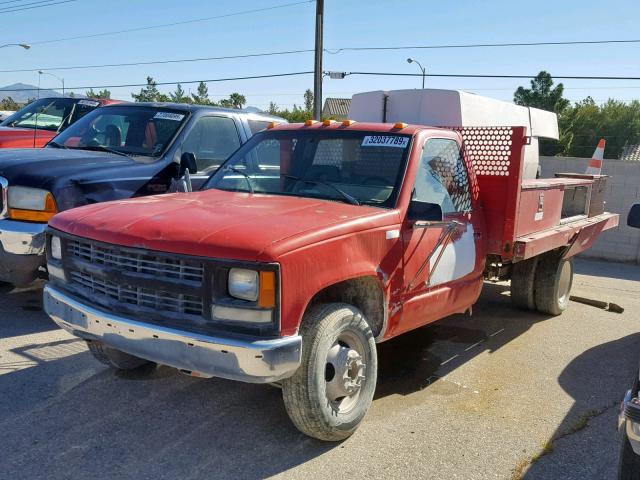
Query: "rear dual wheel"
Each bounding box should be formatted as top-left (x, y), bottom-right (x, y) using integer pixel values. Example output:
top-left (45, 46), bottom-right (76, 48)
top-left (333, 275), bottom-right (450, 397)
top-left (282, 303), bottom-right (377, 441)
top-left (510, 250), bottom-right (574, 315)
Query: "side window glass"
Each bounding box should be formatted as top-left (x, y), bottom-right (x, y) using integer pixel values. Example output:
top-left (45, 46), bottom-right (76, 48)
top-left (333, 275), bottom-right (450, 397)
top-left (182, 116), bottom-right (241, 172)
top-left (247, 119), bottom-right (270, 135)
top-left (414, 139), bottom-right (471, 214)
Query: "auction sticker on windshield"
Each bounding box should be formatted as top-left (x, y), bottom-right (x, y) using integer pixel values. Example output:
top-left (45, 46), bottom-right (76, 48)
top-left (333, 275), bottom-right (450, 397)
top-left (153, 112), bottom-right (185, 121)
top-left (77, 100), bottom-right (100, 107)
top-left (361, 135), bottom-right (409, 148)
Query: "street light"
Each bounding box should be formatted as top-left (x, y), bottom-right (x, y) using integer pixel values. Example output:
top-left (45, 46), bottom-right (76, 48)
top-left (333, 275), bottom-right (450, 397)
top-left (38, 70), bottom-right (65, 97)
top-left (0, 43), bottom-right (31, 50)
top-left (407, 58), bottom-right (426, 89)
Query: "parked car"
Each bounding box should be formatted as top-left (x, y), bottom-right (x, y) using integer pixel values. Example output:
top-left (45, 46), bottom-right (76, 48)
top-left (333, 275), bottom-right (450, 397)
top-left (42, 104), bottom-right (618, 440)
top-left (0, 102), bottom-right (284, 285)
top-left (0, 110), bottom-right (16, 121)
top-left (0, 97), bottom-right (119, 148)
top-left (619, 203), bottom-right (640, 480)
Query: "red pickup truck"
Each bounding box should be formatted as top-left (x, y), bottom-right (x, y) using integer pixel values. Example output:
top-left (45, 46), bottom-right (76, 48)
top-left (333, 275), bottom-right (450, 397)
top-left (43, 119), bottom-right (618, 441)
top-left (0, 97), bottom-right (118, 148)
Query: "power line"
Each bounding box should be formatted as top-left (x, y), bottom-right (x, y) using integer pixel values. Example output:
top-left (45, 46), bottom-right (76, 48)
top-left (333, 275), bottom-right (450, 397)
top-left (2, 70), bottom-right (639, 96)
top-left (324, 39), bottom-right (640, 54)
top-left (0, 0), bottom-right (41, 5)
top-left (341, 71), bottom-right (640, 81)
top-left (3, 37), bottom-right (639, 73)
top-left (0, 0), bottom-right (72, 11)
top-left (0, 0), bottom-right (75, 14)
top-left (0, 71), bottom-right (315, 93)
top-left (0, 49), bottom-right (315, 73)
top-left (27, 0), bottom-right (314, 45)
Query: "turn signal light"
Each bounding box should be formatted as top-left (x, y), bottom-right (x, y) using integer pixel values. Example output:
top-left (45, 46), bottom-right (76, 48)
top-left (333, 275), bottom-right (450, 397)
top-left (9, 193), bottom-right (57, 222)
top-left (258, 271), bottom-right (276, 308)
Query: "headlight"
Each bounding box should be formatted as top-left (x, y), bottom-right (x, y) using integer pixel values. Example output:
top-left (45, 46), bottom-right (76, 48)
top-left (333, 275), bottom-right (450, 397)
top-left (8, 186), bottom-right (57, 222)
top-left (228, 268), bottom-right (259, 301)
top-left (50, 236), bottom-right (62, 260)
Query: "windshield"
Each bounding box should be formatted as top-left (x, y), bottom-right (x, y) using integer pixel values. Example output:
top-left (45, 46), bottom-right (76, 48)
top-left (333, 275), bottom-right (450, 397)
top-left (0, 98), bottom-right (78, 131)
top-left (51, 105), bottom-right (189, 158)
top-left (203, 130), bottom-right (412, 208)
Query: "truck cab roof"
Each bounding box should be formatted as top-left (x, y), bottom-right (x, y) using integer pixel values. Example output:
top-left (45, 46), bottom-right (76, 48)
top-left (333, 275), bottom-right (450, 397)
top-left (110, 102), bottom-right (284, 121)
top-left (269, 121), bottom-right (447, 136)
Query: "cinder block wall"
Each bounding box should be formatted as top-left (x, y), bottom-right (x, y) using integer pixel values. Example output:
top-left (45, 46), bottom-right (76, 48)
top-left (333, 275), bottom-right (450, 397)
top-left (539, 156), bottom-right (640, 263)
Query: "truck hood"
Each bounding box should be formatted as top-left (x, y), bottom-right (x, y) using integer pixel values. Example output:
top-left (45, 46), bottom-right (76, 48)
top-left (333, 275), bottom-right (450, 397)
top-left (0, 125), bottom-right (54, 147)
top-left (49, 189), bottom-right (399, 261)
top-left (0, 148), bottom-right (138, 190)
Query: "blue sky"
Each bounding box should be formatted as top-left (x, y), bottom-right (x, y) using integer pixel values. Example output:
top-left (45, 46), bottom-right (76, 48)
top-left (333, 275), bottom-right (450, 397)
top-left (1, 0), bottom-right (639, 109)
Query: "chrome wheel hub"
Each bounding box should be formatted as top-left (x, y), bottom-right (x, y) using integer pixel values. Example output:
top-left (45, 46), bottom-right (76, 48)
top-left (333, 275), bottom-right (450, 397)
top-left (325, 332), bottom-right (367, 413)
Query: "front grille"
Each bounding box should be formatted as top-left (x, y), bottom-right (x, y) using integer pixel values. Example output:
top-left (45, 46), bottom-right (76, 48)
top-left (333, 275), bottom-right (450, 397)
top-left (69, 270), bottom-right (203, 316)
top-left (65, 238), bottom-right (206, 318)
top-left (67, 239), bottom-right (204, 283)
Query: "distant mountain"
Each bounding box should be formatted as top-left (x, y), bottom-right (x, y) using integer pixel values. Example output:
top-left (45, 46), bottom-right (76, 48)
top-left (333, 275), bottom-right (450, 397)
top-left (0, 83), bottom-right (62, 103)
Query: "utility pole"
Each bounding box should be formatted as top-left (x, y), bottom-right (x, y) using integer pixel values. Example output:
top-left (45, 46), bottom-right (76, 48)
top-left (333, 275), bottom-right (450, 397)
top-left (313, 0), bottom-right (324, 120)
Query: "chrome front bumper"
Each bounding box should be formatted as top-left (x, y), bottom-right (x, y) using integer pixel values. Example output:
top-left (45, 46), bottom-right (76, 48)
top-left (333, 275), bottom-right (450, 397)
top-left (44, 284), bottom-right (302, 383)
top-left (0, 219), bottom-right (47, 284)
top-left (0, 218), bottom-right (47, 255)
top-left (620, 388), bottom-right (640, 455)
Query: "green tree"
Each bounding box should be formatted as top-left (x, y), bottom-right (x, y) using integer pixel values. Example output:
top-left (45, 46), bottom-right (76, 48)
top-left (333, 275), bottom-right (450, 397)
top-left (559, 98), bottom-right (640, 159)
top-left (264, 91), bottom-right (314, 122)
top-left (169, 83), bottom-right (191, 104)
top-left (191, 81), bottom-right (211, 105)
top-left (267, 101), bottom-right (279, 115)
top-left (131, 77), bottom-right (169, 102)
top-left (514, 71), bottom-right (570, 114)
top-left (219, 93), bottom-right (246, 109)
top-left (86, 88), bottom-right (111, 99)
top-left (303, 88), bottom-right (314, 111)
top-left (0, 97), bottom-right (20, 110)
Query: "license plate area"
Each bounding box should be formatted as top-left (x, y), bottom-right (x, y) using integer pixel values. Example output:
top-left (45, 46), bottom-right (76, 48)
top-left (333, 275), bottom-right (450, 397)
top-left (46, 293), bottom-right (89, 329)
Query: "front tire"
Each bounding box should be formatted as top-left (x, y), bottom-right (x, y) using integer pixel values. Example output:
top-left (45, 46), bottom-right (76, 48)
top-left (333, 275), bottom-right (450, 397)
top-left (282, 303), bottom-right (377, 441)
top-left (87, 340), bottom-right (152, 370)
top-left (619, 427), bottom-right (640, 479)
top-left (534, 251), bottom-right (574, 315)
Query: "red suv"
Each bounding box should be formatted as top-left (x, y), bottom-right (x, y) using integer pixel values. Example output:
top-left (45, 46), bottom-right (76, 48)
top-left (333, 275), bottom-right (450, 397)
top-left (0, 97), bottom-right (119, 148)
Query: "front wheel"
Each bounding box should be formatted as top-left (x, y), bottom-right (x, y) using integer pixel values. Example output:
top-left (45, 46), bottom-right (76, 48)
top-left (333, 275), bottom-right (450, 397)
top-left (282, 303), bottom-right (377, 441)
top-left (619, 427), bottom-right (640, 479)
top-left (87, 340), bottom-right (153, 370)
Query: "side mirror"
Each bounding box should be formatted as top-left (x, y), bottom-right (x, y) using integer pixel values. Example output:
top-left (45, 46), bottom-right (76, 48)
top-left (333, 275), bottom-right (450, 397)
top-left (408, 200), bottom-right (443, 224)
top-left (179, 152), bottom-right (198, 176)
top-left (628, 204), bottom-right (640, 229)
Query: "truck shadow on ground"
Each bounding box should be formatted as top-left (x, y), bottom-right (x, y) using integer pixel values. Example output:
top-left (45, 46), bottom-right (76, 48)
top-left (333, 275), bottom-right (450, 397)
top-left (0, 281), bottom-right (565, 480)
top-left (0, 280), bottom-right (57, 337)
top-left (522, 333), bottom-right (640, 479)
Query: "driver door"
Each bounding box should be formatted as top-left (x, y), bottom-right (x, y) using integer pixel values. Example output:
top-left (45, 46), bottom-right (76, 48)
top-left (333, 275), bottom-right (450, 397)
top-left (396, 137), bottom-right (482, 336)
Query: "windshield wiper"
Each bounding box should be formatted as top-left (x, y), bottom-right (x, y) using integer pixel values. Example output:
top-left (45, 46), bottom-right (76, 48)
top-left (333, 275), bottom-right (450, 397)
top-left (282, 174), bottom-right (360, 206)
top-left (79, 145), bottom-right (133, 159)
top-left (47, 141), bottom-right (68, 149)
top-left (224, 166), bottom-right (254, 194)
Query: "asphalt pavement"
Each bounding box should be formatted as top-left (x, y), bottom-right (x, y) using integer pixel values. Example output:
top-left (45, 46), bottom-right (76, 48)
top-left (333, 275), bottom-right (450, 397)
top-left (1, 258), bottom-right (639, 480)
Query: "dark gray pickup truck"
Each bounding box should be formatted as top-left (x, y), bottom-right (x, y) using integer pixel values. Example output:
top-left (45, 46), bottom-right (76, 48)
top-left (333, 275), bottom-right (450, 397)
top-left (0, 102), bottom-right (284, 285)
